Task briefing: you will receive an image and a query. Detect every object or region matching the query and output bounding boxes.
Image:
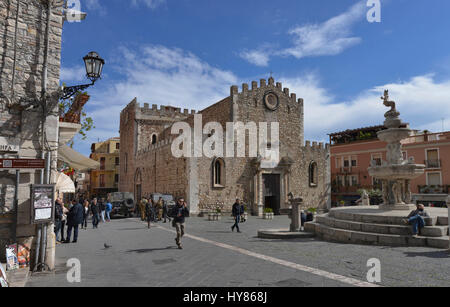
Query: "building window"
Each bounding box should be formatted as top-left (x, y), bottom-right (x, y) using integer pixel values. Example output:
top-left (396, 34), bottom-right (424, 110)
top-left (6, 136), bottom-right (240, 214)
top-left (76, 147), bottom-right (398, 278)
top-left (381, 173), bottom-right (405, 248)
top-left (152, 134), bottom-right (157, 145)
top-left (115, 174), bottom-right (119, 183)
top-left (351, 175), bottom-right (358, 186)
top-left (100, 174), bottom-right (105, 187)
top-left (115, 157), bottom-right (119, 166)
top-left (343, 158), bottom-right (350, 168)
top-left (116, 143), bottom-right (120, 150)
top-left (212, 158), bottom-right (225, 187)
top-left (335, 157), bottom-right (341, 169)
top-left (309, 161), bottom-right (318, 187)
top-left (426, 172), bottom-right (441, 186)
top-left (371, 153), bottom-right (382, 166)
top-left (425, 149), bottom-right (440, 168)
top-left (100, 157), bottom-right (106, 170)
top-left (351, 156), bottom-right (357, 167)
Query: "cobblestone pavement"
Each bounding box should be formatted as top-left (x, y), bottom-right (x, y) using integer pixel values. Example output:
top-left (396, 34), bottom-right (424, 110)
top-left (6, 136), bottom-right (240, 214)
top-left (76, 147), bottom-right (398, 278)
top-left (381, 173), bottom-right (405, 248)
top-left (26, 216), bottom-right (450, 287)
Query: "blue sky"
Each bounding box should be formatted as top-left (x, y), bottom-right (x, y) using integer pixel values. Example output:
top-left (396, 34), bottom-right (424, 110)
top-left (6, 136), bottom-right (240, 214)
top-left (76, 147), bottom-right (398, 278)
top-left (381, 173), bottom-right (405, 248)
top-left (60, 0), bottom-right (450, 155)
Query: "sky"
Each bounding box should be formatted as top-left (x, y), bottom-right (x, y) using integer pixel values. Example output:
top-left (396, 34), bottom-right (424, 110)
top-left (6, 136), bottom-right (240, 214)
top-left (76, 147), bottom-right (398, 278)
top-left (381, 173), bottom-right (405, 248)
top-left (60, 0), bottom-right (450, 156)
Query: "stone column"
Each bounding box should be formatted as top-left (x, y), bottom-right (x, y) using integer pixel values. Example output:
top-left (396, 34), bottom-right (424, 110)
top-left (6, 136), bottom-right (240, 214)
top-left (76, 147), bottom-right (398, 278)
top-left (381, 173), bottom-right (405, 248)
top-left (289, 198), bottom-right (303, 232)
top-left (257, 172), bottom-right (263, 217)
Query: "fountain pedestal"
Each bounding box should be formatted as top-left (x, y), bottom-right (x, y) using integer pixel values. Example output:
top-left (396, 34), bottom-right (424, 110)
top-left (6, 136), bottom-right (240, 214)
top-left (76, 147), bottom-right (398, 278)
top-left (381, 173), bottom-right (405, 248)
top-left (368, 90), bottom-right (425, 211)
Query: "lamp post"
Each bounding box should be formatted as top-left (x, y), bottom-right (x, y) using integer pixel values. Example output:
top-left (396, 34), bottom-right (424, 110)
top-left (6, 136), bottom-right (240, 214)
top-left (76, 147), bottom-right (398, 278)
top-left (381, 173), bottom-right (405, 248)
top-left (61, 51), bottom-right (105, 100)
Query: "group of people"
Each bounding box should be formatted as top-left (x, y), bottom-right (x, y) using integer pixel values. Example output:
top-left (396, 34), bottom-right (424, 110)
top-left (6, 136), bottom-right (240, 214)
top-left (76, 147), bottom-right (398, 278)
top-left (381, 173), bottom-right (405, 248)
top-left (54, 197), bottom-right (113, 244)
top-left (138, 196), bottom-right (172, 225)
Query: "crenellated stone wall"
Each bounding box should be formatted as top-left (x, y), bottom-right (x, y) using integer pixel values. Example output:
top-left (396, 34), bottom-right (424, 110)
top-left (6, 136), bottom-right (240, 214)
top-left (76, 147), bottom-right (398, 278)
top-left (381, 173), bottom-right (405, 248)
top-left (119, 77), bottom-right (331, 216)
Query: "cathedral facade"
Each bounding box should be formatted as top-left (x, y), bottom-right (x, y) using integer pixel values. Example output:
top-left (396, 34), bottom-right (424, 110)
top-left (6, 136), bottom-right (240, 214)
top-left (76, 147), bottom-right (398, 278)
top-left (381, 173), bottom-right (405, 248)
top-left (119, 77), bottom-right (331, 215)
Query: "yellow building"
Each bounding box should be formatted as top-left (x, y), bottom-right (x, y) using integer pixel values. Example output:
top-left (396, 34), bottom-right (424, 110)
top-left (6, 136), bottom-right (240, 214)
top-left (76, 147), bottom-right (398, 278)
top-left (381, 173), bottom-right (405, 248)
top-left (89, 137), bottom-right (120, 198)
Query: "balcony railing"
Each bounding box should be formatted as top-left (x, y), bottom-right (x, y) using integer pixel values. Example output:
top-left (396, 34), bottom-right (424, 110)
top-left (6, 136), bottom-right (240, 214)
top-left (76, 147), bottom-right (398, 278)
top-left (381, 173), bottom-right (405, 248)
top-left (418, 185), bottom-right (449, 194)
top-left (425, 159), bottom-right (441, 168)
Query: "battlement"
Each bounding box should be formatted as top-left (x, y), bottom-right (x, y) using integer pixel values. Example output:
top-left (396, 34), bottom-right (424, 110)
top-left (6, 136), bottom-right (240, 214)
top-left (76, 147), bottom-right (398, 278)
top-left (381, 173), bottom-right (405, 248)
top-left (231, 77), bottom-right (303, 104)
top-left (304, 140), bottom-right (330, 152)
top-left (137, 101), bottom-right (197, 118)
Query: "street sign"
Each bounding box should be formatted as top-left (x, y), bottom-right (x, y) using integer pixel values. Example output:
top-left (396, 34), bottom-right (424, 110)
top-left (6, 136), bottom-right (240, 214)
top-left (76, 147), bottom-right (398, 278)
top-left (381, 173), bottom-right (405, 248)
top-left (0, 159), bottom-right (45, 169)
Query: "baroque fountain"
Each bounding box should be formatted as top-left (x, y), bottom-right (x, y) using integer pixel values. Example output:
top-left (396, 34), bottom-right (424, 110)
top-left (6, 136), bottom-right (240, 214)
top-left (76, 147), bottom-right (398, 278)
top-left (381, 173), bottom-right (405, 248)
top-left (368, 90), bottom-right (425, 210)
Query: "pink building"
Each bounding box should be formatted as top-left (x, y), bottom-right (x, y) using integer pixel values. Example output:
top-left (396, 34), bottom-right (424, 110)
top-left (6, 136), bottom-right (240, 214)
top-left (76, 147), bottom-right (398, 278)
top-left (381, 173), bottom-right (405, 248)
top-left (330, 126), bottom-right (450, 207)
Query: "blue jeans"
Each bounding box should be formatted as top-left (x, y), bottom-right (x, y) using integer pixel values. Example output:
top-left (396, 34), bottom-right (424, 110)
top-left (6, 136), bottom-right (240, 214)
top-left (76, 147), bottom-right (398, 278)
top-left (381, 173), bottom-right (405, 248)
top-left (106, 211), bottom-right (111, 221)
top-left (408, 215), bottom-right (425, 235)
top-left (66, 224), bottom-right (79, 242)
top-left (54, 220), bottom-right (62, 241)
top-left (92, 213), bottom-right (100, 228)
top-left (232, 216), bottom-right (240, 232)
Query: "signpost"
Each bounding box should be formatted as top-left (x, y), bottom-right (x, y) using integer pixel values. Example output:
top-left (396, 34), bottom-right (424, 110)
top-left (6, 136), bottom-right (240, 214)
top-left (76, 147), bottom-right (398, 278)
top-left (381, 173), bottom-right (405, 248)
top-left (0, 159), bottom-right (45, 169)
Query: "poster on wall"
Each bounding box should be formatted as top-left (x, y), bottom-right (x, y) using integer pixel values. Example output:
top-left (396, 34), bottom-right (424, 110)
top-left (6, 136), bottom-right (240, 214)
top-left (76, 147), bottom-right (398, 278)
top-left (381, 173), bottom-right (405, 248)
top-left (30, 184), bottom-right (55, 224)
top-left (6, 245), bottom-right (19, 271)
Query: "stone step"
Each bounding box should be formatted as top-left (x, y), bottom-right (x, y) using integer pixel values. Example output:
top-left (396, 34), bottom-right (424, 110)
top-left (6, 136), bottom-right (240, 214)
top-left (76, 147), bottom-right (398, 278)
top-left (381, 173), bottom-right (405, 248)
top-left (329, 210), bottom-right (448, 226)
top-left (304, 222), bottom-right (449, 249)
top-left (315, 215), bottom-right (449, 237)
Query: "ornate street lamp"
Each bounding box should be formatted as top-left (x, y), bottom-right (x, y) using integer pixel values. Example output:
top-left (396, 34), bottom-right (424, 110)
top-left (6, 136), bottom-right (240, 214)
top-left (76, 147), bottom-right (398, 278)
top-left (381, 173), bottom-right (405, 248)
top-left (61, 51), bottom-right (105, 100)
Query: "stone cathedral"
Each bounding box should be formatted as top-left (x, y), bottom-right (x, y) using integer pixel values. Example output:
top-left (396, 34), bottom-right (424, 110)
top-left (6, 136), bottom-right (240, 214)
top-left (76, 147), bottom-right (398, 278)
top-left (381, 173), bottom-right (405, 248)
top-left (119, 77), bottom-right (331, 216)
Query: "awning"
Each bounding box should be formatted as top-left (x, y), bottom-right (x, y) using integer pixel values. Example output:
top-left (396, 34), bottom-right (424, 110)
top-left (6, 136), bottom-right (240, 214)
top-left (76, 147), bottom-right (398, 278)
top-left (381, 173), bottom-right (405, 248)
top-left (54, 171), bottom-right (76, 193)
top-left (58, 144), bottom-right (99, 171)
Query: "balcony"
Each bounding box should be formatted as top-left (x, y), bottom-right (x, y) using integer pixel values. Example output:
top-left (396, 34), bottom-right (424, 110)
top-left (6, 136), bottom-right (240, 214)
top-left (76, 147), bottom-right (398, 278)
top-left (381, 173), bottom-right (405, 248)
top-left (418, 185), bottom-right (449, 194)
top-left (424, 159), bottom-right (441, 169)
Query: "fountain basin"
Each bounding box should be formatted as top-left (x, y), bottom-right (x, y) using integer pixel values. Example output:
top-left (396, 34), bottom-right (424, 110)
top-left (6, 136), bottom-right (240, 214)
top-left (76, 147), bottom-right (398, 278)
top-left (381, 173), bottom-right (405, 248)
top-left (377, 128), bottom-right (411, 143)
top-left (368, 164), bottom-right (425, 180)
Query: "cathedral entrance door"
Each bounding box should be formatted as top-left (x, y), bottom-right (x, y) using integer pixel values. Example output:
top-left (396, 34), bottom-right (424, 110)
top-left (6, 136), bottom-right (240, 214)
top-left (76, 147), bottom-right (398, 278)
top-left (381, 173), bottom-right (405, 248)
top-left (263, 174), bottom-right (281, 215)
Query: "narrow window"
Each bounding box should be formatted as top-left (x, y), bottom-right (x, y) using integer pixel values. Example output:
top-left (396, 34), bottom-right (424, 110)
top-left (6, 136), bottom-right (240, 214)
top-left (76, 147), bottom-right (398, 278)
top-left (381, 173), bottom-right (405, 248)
top-left (309, 161), bottom-right (318, 187)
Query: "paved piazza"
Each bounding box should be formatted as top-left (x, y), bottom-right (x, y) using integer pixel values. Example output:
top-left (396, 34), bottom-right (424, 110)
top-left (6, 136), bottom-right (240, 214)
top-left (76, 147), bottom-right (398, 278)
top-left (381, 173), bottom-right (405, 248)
top-left (27, 216), bottom-right (450, 287)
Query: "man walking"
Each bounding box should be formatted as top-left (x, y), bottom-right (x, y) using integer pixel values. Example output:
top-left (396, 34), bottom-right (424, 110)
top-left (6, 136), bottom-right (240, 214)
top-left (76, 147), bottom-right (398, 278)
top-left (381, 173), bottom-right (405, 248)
top-left (231, 199), bottom-right (242, 233)
top-left (81, 200), bottom-right (89, 229)
top-left (65, 199), bottom-right (83, 243)
top-left (145, 198), bottom-right (153, 228)
top-left (91, 198), bottom-right (100, 229)
top-left (105, 199), bottom-right (112, 222)
top-left (172, 198), bottom-right (189, 249)
top-left (162, 199), bottom-right (171, 223)
top-left (99, 198), bottom-right (106, 223)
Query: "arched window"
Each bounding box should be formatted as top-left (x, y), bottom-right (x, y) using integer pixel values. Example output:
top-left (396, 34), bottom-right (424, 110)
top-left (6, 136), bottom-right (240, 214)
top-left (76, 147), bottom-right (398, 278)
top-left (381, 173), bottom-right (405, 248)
top-left (151, 134), bottom-right (157, 145)
top-left (309, 161), bottom-right (318, 187)
top-left (212, 158), bottom-right (225, 188)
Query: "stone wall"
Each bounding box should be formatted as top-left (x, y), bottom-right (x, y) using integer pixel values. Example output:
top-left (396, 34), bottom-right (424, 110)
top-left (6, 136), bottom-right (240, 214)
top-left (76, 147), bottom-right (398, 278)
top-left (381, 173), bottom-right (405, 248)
top-left (0, 0), bottom-right (63, 262)
top-left (119, 77), bottom-right (331, 215)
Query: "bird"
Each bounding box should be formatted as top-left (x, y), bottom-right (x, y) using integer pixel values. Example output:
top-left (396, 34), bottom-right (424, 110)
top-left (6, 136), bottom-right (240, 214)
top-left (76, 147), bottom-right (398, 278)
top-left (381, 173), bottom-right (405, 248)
top-left (104, 243), bottom-right (111, 249)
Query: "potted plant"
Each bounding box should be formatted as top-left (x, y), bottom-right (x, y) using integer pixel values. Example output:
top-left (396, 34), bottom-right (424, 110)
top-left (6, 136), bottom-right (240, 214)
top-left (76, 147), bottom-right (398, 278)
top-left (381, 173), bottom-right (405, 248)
top-left (263, 208), bottom-right (274, 220)
top-left (208, 207), bottom-right (222, 221)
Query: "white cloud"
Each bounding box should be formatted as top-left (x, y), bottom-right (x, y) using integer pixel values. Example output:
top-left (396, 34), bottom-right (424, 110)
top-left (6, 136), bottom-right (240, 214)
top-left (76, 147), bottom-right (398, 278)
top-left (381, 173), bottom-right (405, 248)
top-left (60, 66), bottom-right (87, 83)
top-left (282, 74), bottom-right (450, 142)
top-left (73, 45), bottom-right (238, 155)
top-left (241, 1), bottom-right (366, 66)
top-left (131, 0), bottom-right (166, 9)
top-left (83, 0), bottom-right (106, 15)
top-left (239, 50), bottom-right (270, 67)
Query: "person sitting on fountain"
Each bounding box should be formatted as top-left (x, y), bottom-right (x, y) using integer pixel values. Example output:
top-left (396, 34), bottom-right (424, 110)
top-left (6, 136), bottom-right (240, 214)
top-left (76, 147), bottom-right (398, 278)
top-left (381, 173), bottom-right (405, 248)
top-left (402, 204), bottom-right (430, 237)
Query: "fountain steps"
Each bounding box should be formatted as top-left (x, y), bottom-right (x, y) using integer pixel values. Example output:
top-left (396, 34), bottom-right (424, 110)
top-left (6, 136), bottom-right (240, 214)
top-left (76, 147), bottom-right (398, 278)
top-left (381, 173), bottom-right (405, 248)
top-left (329, 210), bottom-right (448, 227)
top-left (304, 209), bottom-right (449, 249)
